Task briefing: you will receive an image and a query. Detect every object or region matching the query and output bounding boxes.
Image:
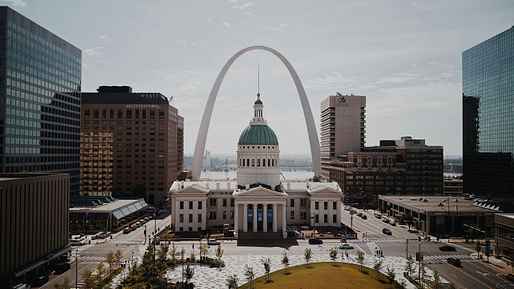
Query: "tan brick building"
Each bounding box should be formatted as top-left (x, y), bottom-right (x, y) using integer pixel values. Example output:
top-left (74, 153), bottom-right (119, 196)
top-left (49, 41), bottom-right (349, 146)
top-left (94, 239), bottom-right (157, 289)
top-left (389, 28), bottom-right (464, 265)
top-left (81, 86), bottom-right (184, 206)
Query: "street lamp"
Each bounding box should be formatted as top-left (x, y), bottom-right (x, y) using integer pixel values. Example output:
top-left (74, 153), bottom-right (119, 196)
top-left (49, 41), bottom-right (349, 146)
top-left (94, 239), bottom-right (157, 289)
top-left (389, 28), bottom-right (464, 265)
top-left (75, 249), bottom-right (79, 289)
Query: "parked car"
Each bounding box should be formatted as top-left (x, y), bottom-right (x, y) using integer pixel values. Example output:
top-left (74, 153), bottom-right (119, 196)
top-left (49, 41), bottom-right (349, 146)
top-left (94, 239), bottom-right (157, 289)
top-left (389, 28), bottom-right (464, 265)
top-left (382, 228), bottom-right (392, 235)
top-left (208, 238), bottom-right (220, 245)
top-left (382, 217), bottom-right (389, 223)
top-left (375, 214), bottom-right (382, 219)
top-left (339, 243), bottom-right (354, 250)
top-left (361, 215), bottom-right (367, 220)
top-left (389, 219), bottom-right (396, 226)
top-left (439, 245), bottom-right (456, 252)
top-left (70, 237), bottom-right (86, 246)
top-left (123, 228), bottom-right (131, 234)
top-left (447, 257), bottom-right (461, 267)
top-left (53, 262), bottom-right (71, 274)
top-left (357, 212), bottom-right (363, 217)
top-left (98, 232), bottom-right (111, 239)
top-left (13, 284), bottom-right (30, 289)
top-left (31, 275), bottom-right (49, 287)
top-left (506, 273), bottom-right (514, 282)
top-left (309, 238), bottom-right (323, 244)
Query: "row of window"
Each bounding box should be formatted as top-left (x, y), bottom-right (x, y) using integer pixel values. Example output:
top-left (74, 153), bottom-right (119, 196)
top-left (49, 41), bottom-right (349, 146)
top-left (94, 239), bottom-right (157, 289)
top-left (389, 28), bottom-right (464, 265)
top-left (84, 109), bottom-right (165, 120)
top-left (239, 157), bottom-right (278, 168)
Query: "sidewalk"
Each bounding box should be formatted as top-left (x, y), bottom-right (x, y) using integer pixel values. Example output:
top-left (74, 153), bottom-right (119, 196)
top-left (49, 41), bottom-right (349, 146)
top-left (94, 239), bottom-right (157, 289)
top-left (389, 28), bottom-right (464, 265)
top-left (470, 252), bottom-right (513, 275)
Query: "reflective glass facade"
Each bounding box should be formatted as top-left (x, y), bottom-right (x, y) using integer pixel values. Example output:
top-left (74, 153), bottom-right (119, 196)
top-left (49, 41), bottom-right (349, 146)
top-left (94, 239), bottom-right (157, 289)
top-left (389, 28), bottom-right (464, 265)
top-left (462, 26), bottom-right (514, 200)
top-left (0, 7), bottom-right (81, 194)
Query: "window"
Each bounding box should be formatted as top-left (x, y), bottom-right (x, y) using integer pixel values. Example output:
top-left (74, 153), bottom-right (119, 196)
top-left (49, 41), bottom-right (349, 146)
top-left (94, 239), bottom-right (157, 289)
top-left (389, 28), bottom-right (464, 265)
top-left (189, 214), bottom-right (193, 222)
top-left (117, 109), bottom-right (123, 119)
top-left (198, 201), bottom-right (202, 209)
top-left (142, 110), bottom-right (147, 119)
top-left (315, 214), bottom-right (319, 223)
top-left (223, 198), bottom-right (227, 207)
top-left (223, 211), bottom-right (227, 220)
top-left (209, 198), bottom-right (217, 206)
top-left (315, 202), bottom-right (319, 210)
top-left (180, 201), bottom-right (184, 210)
top-left (324, 214), bottom-right (328, 223)
top-left (189, 201), bottom-right (193, 210)
top-left (324, 202), bottom-right (328, 210)
top-left (230, 199), bottom-right (234, 207)
top-left (209, 212), bottom-right (216, 220)
top-left (301, 198), bottom-right (307, 207)
top-left (189, 227), bottom-right (192, 232)
top-left (333, 214), bottom-right (337, 224)
top-left (333, 202), bottom-right (337, 210)
top-left (251, 159), bottom-right (255, 167)
top-left (198, 214), bottom-right (202, 222)
top-left (290, 199), bottom-right (295, 207)
top-left (179, 227), bottom-right (183, 232)
top-left (290, 211), bottom-right (294, 220)
top-left (110, 109), bottom-right (114, 118)
top-left (126, 109), bottom-right (132, 118)
top-left (179, 214), bottom-right (184, 222)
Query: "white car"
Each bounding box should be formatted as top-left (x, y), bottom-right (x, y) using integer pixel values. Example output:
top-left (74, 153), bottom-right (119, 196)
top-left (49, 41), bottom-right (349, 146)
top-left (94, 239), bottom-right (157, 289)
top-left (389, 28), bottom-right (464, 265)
top-left (208, 238), bottom-right (220, 245)
top-left (339, 243), bottom-right (354, 250)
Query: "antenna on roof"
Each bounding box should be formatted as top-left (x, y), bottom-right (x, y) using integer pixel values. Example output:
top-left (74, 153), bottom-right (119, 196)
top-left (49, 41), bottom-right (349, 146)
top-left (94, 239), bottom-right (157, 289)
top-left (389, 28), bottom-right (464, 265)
top-left (257, 61), bottom-right (260, 95)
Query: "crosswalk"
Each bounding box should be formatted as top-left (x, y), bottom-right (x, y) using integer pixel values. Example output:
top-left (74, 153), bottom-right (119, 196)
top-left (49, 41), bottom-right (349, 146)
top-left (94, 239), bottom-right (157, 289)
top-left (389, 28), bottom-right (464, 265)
top-left (423, 254), bottom-right (471, 260)
top-left (78, 256), bottom-right (106, 264)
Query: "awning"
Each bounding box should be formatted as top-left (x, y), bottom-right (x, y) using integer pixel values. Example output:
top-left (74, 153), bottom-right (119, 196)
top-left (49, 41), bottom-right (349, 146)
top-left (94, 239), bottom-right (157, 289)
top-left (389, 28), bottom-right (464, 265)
top-left (112, 199), bottom-right (148, 220)
top-left (48, 246), bottom-right (72, 261)
top-left (14, 258), bottom-right (49, 277)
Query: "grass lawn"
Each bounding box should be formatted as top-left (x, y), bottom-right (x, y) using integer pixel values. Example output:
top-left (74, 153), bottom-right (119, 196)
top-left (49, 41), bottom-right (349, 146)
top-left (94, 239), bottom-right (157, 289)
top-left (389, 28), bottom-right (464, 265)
top-left (238, 262), bottom-right (398, 289)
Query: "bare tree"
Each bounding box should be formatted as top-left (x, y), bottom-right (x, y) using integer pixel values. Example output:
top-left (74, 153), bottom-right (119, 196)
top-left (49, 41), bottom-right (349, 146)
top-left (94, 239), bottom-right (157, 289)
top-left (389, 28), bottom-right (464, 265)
top-left (115, 249), bottom-right (123, 269)
top-left (226, 274), bottom-right (239, 289)
top-left (81, 269), bottom-right (94, 289)
top-left (244, 265), bottom-right (255, 289)
top-left (281, 251), bottom-right (289, 273)
top-left (405, 255), bottom-right (415, 277)
top-left (96, 262), bottom-right (106, 283)
top-left (105, 251), bottom-right (115, 275)
top-left (356, 251), bottom-right (365, 272)
top-left (200, 243), bottom-right (209, 261)
top-left (184, 264), bottom-right (194, 284)
top-left (216, 244), bottom-right (224, 268)
top-left (304, 248), bottom-right (313, 265)
top-left (329, 248), bottom-right (337, 261)
top-left (261, 257), bottom-right (271, 282)
top-left (430, 270), bottom-right (441, 289)
top-left (386, 267), bottom-right (395, 284)
top-left (373, 259), bottom-right (383, 281)
top-left (170, 242), bottom-right (177, 262)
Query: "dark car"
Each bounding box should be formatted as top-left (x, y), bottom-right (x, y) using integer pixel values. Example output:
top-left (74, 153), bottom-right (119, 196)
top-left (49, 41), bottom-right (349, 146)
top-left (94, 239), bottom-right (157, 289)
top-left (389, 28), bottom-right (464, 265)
top-left (53, 262), bottom-right (70, 275)
top-left (447, 257), bottom-right (461, 267)
top-left (309, 238), bottom-right (323, 244)
top-left (31, 276), bottom-right (49, 287)
top-left (439, 245), bottom-right (456, 252)
top-left (506, 273), bottom-right (514, 282)
top-left (382, 228), bottom-right (392, 235)
top-left (361, 215), bottom-right (367, 220)
top-left (357, 212), bottom-right (363, 217)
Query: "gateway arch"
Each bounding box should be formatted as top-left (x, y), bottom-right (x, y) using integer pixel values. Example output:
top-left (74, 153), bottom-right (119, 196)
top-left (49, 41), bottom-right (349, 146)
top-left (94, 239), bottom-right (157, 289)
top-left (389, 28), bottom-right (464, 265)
top-left (191, 45), bottom-right (320, 180)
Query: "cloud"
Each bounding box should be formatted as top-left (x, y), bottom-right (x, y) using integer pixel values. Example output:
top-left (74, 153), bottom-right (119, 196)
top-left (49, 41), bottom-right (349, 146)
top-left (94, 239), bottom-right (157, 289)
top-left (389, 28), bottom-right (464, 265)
top-left (222, 21), bottom-right (231, 27)
top-left (236, 2), bottom-right (254, 10)
top-left (84, 46), bottom-right (108, 58)
top-left (264, 23), bottom-right (288, 31)
top-left (99, 35), bottom-right (111, 44)
top-left (0, 0), bottom-right (27, 8)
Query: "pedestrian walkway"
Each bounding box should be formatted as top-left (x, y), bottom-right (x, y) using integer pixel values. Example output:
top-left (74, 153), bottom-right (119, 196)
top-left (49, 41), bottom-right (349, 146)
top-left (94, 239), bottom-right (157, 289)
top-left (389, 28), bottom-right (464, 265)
top-left (164, 250), bottom-right (447, 289)
top-left (423, 254), bottom-right (471, 260)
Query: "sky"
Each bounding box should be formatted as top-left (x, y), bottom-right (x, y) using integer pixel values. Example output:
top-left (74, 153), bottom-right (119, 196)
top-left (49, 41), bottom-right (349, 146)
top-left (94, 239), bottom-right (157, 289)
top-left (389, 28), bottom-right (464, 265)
top-left (6, 0), bottom-right (514, 157)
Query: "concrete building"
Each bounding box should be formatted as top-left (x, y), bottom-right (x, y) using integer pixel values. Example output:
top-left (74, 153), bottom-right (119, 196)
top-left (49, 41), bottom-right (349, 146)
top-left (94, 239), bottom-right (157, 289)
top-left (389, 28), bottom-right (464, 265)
top-left (81, 86), bottom-right (184, 207)
top-left (171, 94), bottom-right (343, 239)
top-left (0, 7), bottom-right (82, 195)
top-left (443, 177), bottom-right (463, 196)
top-left (0, 173), bottom-right (70, 284)
top-left (495, 213), bottom-right (514, 261)
top-left (320, 93), bottom-right (366, 179)
top-left (463, 26), bottom-right (514, 201)
top-left (70, 198), bottom-right (148, 234)
top-left (378, 195), bottom-right (497, 237)
top-left (324, 137), bottom-right (443, 208)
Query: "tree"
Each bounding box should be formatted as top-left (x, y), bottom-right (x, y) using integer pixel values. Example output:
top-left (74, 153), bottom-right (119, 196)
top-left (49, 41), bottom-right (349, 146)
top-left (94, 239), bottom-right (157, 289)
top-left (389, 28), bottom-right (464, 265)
top-left (405, 255), bottom-right (415, 277)
top-left (329, 247), bottom-right (338, 261)
top-left (81, 268), bottom-right (94, 289)
top-left (184, 264), bottom-right (194, 284)
top-left (96, 262), bottom-right (106, 283)
top-left (430, 270), bottom-right (441, 289)
top-left (105, 251), bottom-right (115, 275)
top-left (420, 262), bottom-right (428, 286)
top-left (386, 267), bottom-right (395, 284)
top-left (190, 251), bottom-right (196, 263)
top-left (244, 265), bottom-right (255, 289)
top-left (261, 257), bottom-right (271, 282)
top-left (475, 241), bottom-right (482, 258)
top-left (373, 259), bottom-right (383, 281)
top-left (448, 283), bottom-right (457, 289)
top-left (281, 251), bottom-right (289, 273)
top-left (216, 244), bottom-right (224, 267)
top-left (170, 242), bottom-right (177, 262)
top-left (57, 277), bottom-right (71, 289)
top-left (304, 248), bottom-right (313, 265)
top-left (115, 249), bottom-right (123, 268)
top-left (226, 274), bottom-right (239, 289)
top-left (357, 251), bottom-right (365, 272)
top-left (200, 243), bottom-right (209, 261)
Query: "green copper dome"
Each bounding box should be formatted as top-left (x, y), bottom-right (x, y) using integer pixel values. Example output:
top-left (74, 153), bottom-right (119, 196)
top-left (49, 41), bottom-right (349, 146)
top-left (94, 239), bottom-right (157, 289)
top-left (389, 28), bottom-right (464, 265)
top-left (238, 124), bottom-right (278, 145)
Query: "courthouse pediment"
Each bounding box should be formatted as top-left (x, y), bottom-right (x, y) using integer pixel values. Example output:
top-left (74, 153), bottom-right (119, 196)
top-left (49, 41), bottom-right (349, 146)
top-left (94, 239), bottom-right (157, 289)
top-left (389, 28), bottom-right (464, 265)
top-left (233, 185), bottom-right (288, 199)
top-left (174, 184), bottom-right (209, 195)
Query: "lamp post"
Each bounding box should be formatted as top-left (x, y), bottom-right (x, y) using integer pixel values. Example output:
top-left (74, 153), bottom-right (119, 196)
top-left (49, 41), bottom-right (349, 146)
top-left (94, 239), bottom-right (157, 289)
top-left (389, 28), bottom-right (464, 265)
top-left (75, 249), bottom-right (79, 289)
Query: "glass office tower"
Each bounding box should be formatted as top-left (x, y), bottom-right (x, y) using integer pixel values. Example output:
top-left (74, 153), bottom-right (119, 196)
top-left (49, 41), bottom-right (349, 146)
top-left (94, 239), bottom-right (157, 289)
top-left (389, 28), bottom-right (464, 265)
top-left (462, 26), bottom-right (514, 200)
top-left (0, 7), bottom-right (81, 194)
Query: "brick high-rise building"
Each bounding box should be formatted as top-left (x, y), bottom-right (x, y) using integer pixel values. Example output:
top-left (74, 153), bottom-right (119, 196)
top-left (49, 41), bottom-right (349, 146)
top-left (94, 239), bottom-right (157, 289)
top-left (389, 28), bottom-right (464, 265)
top-left (81, 86), bottom-right (183, 206)
top-left (320, 93), bottom-right (366, 180)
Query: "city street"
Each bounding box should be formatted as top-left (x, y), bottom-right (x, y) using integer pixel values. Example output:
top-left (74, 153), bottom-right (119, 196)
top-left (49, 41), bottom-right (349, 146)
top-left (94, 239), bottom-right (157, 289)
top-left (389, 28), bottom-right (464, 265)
top-left (40, 214), bottom-right (171, 289)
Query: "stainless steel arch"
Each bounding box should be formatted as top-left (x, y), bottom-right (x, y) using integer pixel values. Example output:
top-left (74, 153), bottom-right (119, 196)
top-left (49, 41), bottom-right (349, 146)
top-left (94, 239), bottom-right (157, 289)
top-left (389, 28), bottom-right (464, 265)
top-left (191, 45), bottom-right (320, 180)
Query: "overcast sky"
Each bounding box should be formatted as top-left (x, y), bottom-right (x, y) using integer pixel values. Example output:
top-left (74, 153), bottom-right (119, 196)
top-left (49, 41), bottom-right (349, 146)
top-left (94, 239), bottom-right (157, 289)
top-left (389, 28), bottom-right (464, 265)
top-left (7, 0), bottom-right (514, 156)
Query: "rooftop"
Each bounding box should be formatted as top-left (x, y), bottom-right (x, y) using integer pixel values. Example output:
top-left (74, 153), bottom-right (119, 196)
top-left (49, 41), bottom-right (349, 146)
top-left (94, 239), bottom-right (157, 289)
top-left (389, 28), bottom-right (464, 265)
top-left (379, 195), bottom-right (498, 214)
top-left (82, 86), bottom-right (170, 105)
top-left (70, 199), bottom-right (148, 220)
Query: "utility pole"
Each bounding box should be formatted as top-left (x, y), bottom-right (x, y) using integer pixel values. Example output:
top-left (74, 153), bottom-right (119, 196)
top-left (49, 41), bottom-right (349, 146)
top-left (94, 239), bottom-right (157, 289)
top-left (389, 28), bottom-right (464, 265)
top-left (75, 249), bottom-right (79, 289)
top-left (418, 242), bottom-right (421, 282)
top-left (406, 239), bottom-right (409, 259)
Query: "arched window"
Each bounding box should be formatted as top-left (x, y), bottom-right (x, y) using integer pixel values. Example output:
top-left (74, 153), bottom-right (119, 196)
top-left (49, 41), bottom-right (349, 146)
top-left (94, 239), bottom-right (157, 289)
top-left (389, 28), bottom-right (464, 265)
top-left (247, 159), bottom-right (250, 166)
top-left (251, 159), bottom-right (255, 167)
top-left (257, 159), bottom-right (260, 167)
top-left (272, 159), bottom-right (275, 167)
top-left (263, 158), bottom-right (266, 167)
top-left (268, 159), bottom-right (270, 167)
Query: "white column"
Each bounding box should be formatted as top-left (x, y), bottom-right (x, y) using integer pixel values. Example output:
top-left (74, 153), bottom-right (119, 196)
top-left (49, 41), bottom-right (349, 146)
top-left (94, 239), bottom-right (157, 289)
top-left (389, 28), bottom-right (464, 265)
top-left (234, 203), bottom-right (239, 232)
top-left (202, 200), bottom-right (207, 230)
top-left (263, 204), bottom-right (268, 232)
top-left (336, 201), bottom-right (341, 227)
top-left (282, 203), bottom-right (287, 239)
top-left (272, 204), bottom-right (277, 232)
top-left (243, 204), bottom-right (248, 232)
top-left (253, 203), bottom-right (258, 232)
top-left (310, 200), bottom-right (315, 227)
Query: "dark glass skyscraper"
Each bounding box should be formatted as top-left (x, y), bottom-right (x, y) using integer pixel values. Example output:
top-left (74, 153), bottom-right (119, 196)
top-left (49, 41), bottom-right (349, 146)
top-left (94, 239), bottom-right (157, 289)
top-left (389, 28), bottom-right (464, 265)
top-left (462, 26), bottom-right (514, 200)
top-left (0, 7), bottom-right (81, 194)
